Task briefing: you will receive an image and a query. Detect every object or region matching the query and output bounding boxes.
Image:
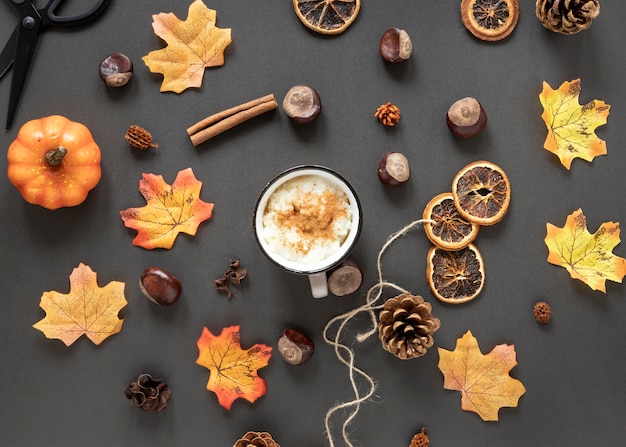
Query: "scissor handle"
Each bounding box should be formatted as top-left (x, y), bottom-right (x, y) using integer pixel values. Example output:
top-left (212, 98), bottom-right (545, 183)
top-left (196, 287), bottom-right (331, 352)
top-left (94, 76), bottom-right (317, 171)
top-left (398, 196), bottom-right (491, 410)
top-left (42, 0), bottom-right (112, 27)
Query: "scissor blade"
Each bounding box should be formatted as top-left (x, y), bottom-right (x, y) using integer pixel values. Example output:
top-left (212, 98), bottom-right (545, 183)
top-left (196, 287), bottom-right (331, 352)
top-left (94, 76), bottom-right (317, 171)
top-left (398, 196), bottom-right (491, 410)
top-left (0, 28), bottom-right (17, 80)
top-left (6, 24), bottom-right (40, 129)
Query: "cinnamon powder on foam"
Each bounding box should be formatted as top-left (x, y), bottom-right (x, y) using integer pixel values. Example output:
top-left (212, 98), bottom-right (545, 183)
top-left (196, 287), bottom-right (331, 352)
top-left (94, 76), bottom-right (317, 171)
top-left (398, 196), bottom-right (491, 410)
top-left (262, 176), bottom-right (352, 263)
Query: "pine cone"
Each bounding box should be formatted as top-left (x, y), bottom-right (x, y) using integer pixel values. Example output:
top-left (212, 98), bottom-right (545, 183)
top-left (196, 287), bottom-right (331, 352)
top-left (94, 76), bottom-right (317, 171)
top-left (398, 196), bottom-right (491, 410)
top-left (378, 294), bottom-right (441, 360)
top-left (233, 431), bottom-right (280, 447)
top-left (124, 373), bottom-right (171, 412)
top-left (375, 102), bottom-right (401, 126)
top-left (409, 427), bottom-right (430, 447)
top-left (536, 0), bottom-right (600, 34)
top-left (125, 125), bottom-right (158, 150)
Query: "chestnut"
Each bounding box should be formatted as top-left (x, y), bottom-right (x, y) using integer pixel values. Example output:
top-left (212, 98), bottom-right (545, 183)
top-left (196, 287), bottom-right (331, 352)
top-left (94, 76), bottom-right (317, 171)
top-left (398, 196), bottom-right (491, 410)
top-left (277, 328), bottom-right (314, 365)
top-left (99, 52), bottom-right (133, 87)
top-left (379, 28), bottom-right (412, 63)
top-left (282, 85), bottom-right (322, 124)
top-left (378, 152), bottom-right (410, 186)
top-left (446, 97), bottom-right (487, 138)
top-left (139, 267), bottom-right (182, 306)
top-left (328, 259), bottom-right (363, 296)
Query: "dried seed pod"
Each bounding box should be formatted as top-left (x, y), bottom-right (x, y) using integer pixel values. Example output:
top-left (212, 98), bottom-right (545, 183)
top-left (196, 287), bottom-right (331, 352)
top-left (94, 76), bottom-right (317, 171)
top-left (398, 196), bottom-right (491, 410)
top-left (125, 125), bottom-right (158, 150)
top-left (233, 431), bottom-right (280, 447)
top-left (375, 102), bottom-right (401, 126)
top-left (409, 427), bottom-right (430, 447)
top-left (215, 259), bottom-right (247, 298)
top-left (534, 301), bottom-right (552, 324)
top-left (536, 0), bottom-right (600, 35)
top-left (378, 294), bottom-right (441, 360)
top-left (124, 373), bottom-right (171, 412)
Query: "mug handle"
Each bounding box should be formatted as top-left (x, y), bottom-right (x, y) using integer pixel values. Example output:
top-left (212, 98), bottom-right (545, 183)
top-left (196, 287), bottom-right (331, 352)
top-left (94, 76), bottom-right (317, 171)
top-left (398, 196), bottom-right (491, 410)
top-left (308, 272), bottom-right (328, 298)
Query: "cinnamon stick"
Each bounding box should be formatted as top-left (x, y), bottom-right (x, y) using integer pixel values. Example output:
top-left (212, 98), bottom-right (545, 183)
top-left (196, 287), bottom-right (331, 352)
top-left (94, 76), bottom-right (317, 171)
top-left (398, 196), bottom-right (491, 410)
top-left (187, 94), bottom-right (278, 146)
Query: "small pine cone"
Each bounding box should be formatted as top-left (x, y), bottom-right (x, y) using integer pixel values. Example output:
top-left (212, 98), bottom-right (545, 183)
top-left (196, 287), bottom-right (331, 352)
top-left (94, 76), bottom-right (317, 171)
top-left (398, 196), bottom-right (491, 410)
top-left (409, 427), bottom-right (430, 447)
top-left (375, 102), bottom-right (401, 126)
top-left (535, 0), bottom-right (600, 34)
top-left (233, 431), bottom-right (280, 447)
top-left (534, 301), bottom-right (552, 324)
top-left (124, 373), bottom-right (171, 412)
top-left (378, 294), bottom-right (441, 360)
top-left (125, 125), bottom-right (158, 150)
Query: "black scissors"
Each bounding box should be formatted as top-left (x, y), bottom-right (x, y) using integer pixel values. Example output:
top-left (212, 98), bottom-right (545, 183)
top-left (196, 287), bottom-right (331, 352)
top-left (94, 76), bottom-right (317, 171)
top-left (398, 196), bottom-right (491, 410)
top-left (0, 0), bottom-right (112, 129)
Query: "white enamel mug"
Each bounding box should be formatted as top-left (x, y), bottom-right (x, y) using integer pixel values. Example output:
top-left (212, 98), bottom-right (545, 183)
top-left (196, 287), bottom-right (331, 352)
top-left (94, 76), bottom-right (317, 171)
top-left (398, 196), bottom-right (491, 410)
top-left (253, 166), bottom-right (362, 298)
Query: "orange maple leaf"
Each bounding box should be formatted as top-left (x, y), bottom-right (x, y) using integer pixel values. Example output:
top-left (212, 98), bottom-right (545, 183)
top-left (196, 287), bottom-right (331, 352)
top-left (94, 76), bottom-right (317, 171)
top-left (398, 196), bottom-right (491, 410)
top-left (33, 263), bottom-right (127, 346)
top-left (120, 168), bottom-right (214, 250)
top-left (142, 0), bottom-right (232, 93)
top-left (539, 78), bottom-right (610, 169)
top-left (545, 208), bottom-right (626, 292)
top-left (196, 325), bottom-right (272, 410)
top-left (438, 330), bottom-right (526, 421)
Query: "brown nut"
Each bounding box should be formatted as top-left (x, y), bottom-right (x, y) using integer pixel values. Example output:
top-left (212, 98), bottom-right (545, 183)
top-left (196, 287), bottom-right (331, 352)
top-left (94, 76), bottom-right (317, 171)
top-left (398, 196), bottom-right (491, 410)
top-left (378, 152), bottom-right (410, 186)
top-left (99, 52), bottom-right (133, 87)
top-left (446, 97), bottom-right (487, 138)
top-left (139, 267), bottom-right (182, 306)
top-left (379, 28), bottom-right (412, 63)
top-left (328, 259), bottom-right (363, 296)
top-left (277, 328), bottom-right (314, 365)
top-left (282, 85), bottom-right (322, 124)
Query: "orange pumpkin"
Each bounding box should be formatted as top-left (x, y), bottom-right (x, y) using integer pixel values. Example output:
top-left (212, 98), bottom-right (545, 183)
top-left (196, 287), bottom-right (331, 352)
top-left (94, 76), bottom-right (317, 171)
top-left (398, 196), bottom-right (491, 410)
top-left (7, 115), bottom-right (102, 210)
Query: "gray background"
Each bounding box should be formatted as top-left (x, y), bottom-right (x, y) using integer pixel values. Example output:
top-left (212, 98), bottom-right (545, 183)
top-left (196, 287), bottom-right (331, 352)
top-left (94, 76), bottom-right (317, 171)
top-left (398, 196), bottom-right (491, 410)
top-left (1, 1), bottom-right (625, 446)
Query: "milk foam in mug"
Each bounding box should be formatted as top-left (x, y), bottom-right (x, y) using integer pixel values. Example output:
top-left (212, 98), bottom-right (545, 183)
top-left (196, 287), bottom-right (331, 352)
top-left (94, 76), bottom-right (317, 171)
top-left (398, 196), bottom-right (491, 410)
top-left (253, 166), bottom-right (362, 298)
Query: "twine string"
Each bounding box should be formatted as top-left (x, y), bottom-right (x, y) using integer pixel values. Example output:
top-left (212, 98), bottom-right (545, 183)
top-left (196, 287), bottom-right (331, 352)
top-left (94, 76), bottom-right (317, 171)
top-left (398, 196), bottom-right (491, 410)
top-left (322, 218), bottom-right (431, 447)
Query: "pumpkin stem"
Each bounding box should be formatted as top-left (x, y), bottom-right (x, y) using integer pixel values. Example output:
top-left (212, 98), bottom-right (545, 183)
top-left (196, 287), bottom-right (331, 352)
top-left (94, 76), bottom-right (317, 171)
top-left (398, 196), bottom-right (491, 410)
top-left (45, 146), bottom-right (67, 167)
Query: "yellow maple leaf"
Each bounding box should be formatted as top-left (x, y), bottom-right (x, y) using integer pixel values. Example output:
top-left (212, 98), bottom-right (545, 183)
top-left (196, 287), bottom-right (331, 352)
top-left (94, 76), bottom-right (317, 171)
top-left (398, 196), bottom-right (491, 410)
top-left (33, 263), bottom-right (127, 346)
top-left (120, 168), bottom-right (214, 250)
top-left (545, 208), bottom-right (626, 292)
top-left (438, 330), bottom-right (526, 421)
top-left (539, 78), bottom-right (610, 170)
top-left (142, 0), bottom-right (232, 93)
top-left (196, 325), bottom-right (272, 410)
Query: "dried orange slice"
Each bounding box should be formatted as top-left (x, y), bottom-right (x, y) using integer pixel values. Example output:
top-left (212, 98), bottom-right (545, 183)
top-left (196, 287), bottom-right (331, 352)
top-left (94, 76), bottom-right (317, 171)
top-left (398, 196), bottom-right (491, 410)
top-left (293, 0), bottom-right (361, 35)
top-left (426, 244), bottom-right (485, 304)
top-left (423, 192), bottom-right (479, 251)
top-left (460, 0), bottom-right (519, 42)
top-left (452, 160), bottom-right (510, 226)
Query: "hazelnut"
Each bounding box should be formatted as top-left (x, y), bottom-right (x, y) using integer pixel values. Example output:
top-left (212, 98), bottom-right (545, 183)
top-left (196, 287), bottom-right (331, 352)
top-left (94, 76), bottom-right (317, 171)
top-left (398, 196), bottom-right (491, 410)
top-left (446, 97), bottom-right (487, 138)
top-left (282, 85), bottom-right (322, 124)
top-left (99, 52), bottom-right (133, 87)
top-left (139, 267), bottom-right (182, 306)
top-left (378, 152), bottom-right (410, 186)
top-left (379, 28), bottom-right (412, 63)
top-left (277, 328), bottom-right (314, 365)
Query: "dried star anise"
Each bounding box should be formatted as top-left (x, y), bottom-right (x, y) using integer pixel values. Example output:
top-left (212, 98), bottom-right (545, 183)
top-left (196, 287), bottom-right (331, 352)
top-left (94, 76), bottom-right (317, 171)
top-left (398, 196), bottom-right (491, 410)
top-left (124, 373), bottom-right (171, 412)
top-left (215, 259), bottom-right (247, 298)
